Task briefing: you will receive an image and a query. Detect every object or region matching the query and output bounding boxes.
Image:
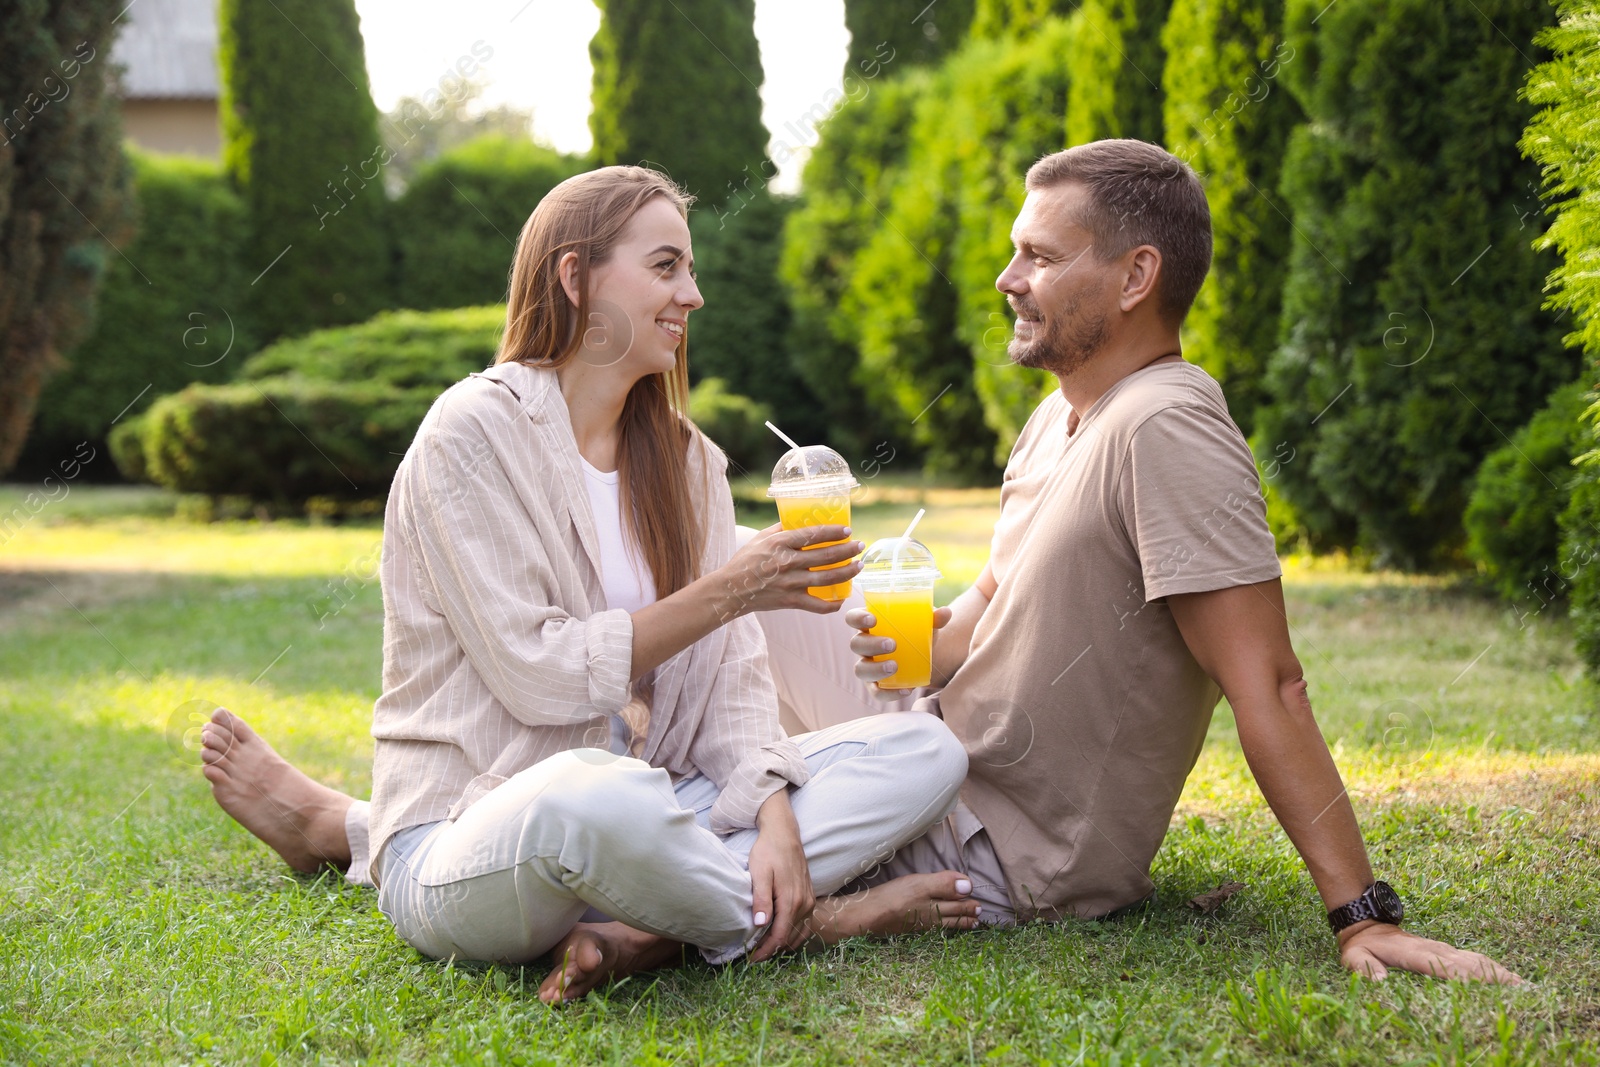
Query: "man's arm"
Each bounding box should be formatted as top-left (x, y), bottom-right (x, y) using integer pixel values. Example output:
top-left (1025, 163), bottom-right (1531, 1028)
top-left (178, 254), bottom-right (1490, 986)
top-left (1166, 579), bottom-right (1523, 985)
top-left (931, 560), bottom-right (998, 686)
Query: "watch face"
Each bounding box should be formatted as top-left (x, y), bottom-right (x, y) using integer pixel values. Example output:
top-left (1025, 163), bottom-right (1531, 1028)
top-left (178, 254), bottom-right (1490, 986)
top-left (1372, 881), bottom-right (1403, 923)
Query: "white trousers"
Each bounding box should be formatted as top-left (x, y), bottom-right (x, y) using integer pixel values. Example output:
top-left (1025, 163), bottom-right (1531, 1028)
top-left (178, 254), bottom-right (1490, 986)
top-left (372, 712), bottom-right (966, 964)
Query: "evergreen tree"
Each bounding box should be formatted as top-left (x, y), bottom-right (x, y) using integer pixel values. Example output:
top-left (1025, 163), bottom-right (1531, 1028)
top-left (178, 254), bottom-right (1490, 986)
top-left (688, 191), bottom-right (827, 459)
top-left (845, 0), bottom-right (974, 75)
top-left (1067, 0), bottom-right (1173, 145)
top-left (1161, 0), bottom-right (1302, 436)
top-left (1256, 0), bottom-right (1571, 566)
top-left (218, 0), bottom-right (392, 342)
top-left (972, 0), bottom-right (1080, 36)
top-left (589, 0), bottom-right (769, 210)
top-left (0, 0), bottom-right (131, 472)
top-left (781, 74), bottom-right (930, 463)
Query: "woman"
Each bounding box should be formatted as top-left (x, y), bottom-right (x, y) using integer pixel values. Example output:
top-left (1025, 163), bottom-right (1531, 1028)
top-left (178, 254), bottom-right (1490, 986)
top-left (202, 166), bottom-right (978, 1004)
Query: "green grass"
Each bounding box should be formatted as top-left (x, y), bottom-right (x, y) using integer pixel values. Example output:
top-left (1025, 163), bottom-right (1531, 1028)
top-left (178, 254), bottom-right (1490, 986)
top-left (2, 487), bottom-right (1597, 1064)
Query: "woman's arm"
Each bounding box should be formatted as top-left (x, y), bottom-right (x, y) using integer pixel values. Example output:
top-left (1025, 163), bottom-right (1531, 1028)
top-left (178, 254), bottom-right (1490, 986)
top-left (627, 522), bottom-right (864, 680)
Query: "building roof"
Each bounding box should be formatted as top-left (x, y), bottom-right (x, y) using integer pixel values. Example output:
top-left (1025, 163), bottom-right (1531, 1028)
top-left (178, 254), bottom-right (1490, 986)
top-left (113, 0), bottom-right (220, 101)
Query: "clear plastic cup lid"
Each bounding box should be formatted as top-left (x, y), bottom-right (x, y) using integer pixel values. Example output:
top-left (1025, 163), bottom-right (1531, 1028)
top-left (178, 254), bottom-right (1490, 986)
top-left (855, 536), bottom-right (941, 589)
top-left (767, 445), bottom-right (859, 499)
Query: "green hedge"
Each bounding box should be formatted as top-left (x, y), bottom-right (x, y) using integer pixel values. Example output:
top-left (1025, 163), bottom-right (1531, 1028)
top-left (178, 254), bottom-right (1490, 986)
top-left (393, 135), bottom-right (582, 311)
top-left (1464, 380), bottom-right (1590, 602)
top-left (686, 377), bottom-right (773, 475)
top-left (19, 149), bottom-right (254, 472)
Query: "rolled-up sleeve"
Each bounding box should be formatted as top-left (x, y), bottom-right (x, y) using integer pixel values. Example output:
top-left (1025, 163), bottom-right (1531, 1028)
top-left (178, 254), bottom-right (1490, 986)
top-left (406, 418), bottom-right (633, 726)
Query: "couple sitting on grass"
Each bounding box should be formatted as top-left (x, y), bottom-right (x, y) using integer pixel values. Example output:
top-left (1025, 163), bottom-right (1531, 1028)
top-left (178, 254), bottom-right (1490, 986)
top-left (202, 139), bottom-right (1521, 1003)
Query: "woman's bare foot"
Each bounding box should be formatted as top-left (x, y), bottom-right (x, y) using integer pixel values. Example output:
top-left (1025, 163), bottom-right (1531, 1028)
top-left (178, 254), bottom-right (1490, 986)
top-left (799, 872), bottom-right (981, 947)
top-left (200, 707), bottom-right (354, 874)
top-left (537, 922), bottom-right (687, 1004)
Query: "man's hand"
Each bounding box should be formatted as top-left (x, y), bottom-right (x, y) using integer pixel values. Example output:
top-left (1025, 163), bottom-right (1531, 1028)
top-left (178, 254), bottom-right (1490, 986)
top-left (1339, 922), bottom-right (1524, 985)
top-left (745, 790), bottom-right (815, 962)
top-left (845, 605), bottom-right (953, 697)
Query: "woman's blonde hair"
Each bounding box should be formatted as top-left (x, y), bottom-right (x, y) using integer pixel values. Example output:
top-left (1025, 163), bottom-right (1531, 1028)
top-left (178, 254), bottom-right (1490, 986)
top-left (496, 165), bottom-right (703, 599)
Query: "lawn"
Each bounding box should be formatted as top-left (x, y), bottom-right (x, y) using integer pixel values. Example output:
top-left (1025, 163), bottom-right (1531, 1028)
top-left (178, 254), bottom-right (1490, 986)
top-left (1, 485), bottom-right (1597, 1065)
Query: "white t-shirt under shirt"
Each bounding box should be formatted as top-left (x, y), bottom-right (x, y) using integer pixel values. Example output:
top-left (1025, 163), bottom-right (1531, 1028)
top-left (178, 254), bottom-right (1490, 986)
top-left (579, 456), bottom-right (657, 615)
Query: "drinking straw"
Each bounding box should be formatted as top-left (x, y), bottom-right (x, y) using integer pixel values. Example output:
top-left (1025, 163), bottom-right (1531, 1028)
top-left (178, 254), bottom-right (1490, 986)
top-left (890, 507), bottom-right (926, 587)
top-left (764, 420), bottom-right (802, 452)
top-left (765, 420), bottom-right (810, 478)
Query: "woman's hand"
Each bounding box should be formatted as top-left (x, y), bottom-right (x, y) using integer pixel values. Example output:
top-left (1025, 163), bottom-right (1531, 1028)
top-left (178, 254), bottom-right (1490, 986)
top-left (712, 523), bottom-right (863, 620)
top-left (745, 790), bottom-right (814, 962)
top-left (844, 605), bottom-right (953, 697)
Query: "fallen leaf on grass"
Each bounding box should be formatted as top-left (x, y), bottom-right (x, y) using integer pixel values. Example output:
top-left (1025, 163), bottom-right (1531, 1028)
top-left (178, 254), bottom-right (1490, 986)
top-left (1185, 882), bottom-right (1247, 914)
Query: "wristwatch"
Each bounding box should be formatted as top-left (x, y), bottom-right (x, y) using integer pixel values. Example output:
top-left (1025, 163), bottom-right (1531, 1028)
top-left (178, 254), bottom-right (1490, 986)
top-left (1327, 880), bottom-right (1404, 934)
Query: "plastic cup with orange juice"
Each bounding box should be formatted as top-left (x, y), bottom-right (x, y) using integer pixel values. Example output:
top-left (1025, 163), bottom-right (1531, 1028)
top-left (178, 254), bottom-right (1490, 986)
top-left (767, 444), bottom-right (860, 601)
top-left (856, 536), bottom-right (942, 689)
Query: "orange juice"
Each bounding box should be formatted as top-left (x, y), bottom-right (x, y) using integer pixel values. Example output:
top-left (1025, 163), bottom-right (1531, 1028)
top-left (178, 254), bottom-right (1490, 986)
top-left (864, 587), bottom-right (934, 688)
top-left (775, 494), bottom-right (853, 600)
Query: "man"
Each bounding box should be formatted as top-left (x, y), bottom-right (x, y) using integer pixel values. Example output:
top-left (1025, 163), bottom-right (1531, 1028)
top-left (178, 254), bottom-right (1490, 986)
top-left (201, 140), bottom-right (1520, 994)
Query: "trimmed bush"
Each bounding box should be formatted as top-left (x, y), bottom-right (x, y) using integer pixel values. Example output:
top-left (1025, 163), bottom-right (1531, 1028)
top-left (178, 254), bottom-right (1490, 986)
top-left (238, 305), bottom-right (503, 389)
top-left (1254, 0), bottom-right (1572, 567)
top-left (219, 0), bottom-right (393, 340)
top-left (140, 378), bottom-right (432, 501)
top-left (1162, 0), bottom-right (1301, 438)
top-left (1464, 379), bottom-right (1590, 601)
top-left (20, 150), bottom-right (253, 474)
top-left (845, 0), bottom-right (974, 72)
top-left (393, 135), bottom-right (582, 311)
top-left (687, 377), bottom-right (772, 476)
top-left (119, 306), bottom-right (504, 501)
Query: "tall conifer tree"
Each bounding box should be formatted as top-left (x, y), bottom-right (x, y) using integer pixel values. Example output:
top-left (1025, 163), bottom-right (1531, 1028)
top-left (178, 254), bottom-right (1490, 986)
top-left (589, 0), bottom-right (769, 210)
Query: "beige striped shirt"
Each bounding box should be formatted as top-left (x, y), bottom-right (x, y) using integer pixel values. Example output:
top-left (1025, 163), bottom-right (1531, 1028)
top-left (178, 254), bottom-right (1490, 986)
top-left (368, 361), bottom-right (809, 883)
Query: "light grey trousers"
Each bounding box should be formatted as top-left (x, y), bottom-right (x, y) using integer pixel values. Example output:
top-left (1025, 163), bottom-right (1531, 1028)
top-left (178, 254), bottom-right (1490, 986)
top-left (372, 711), bottom-right (967, 964)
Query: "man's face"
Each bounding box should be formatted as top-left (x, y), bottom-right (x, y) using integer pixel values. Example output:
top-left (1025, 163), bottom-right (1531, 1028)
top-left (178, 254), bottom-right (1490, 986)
top-left (995, 184), bottom-right (1116, 378)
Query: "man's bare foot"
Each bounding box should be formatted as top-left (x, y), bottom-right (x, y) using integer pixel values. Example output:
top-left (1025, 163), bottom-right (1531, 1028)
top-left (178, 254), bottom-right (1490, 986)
top-left (537, 922), bottom-right (687, 1004)
top-left (799, 872), bottom-right (981, 947)
top-left (200, 707), bottom-right (354, 874)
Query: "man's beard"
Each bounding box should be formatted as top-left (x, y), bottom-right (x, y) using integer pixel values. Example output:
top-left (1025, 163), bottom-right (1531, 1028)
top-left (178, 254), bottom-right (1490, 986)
top-left (1007, 293), bottom-right (1108, 377)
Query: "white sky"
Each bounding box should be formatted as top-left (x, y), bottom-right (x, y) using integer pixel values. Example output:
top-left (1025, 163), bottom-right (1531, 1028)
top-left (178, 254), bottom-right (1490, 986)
top-left (354, 0), bottom-right (851, 193)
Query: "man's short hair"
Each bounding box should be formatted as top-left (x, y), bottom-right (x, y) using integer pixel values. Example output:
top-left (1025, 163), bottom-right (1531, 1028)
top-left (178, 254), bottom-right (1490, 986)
top-left (1025, 140), bottom-right (1212, 325)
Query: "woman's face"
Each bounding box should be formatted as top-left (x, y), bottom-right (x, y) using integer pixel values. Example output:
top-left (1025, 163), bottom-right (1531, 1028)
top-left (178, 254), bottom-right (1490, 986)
top-left (582, 197), bottom-right (703, 378)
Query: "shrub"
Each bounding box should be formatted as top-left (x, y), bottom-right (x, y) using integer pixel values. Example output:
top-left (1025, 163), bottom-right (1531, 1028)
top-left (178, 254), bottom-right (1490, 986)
top-left (1067, 0), bottom-right (1173, 145)
top-left (139, 378), bottom-right (433, 501)
top-left (120, 306), bottom-right (505, 501)
top-left (687, 377), bottom-right (773, 476)
top-left (219, 0), bottom-right (393, 340)
top-left (239, 305), bottom-right (504, 390)
top-left (19, 150), bottom-right (253, 474)
top-left (1464, 379), bottom-right (1590, 601)
top-left (845, 0), bottom-right (973, 71)
top-left (1254, 0), bottom-right (1572, 567)
top-left (392, 135), bottom-right (581, 311)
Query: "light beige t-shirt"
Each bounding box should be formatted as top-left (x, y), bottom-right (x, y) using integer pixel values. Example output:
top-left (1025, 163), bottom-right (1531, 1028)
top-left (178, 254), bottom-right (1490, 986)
top-left (933, 360), bottom-right (1281, 921)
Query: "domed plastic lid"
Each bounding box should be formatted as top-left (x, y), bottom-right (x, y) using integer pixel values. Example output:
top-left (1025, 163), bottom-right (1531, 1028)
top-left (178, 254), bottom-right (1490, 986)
top-left (767, 445), bottom-right (859, 499)
top-left (855, 536), bottom-right (941, 589)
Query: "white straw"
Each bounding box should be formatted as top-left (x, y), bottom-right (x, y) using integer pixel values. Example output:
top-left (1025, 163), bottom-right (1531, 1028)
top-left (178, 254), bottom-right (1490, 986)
top-left (764, 420), bottom-right (802, 452)
top-left (890, 507), bottom-right (926, 588)
top-left (764, 420), bottom-right (809, 478)
top-left (899, 507), bottom-right (926, 543)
